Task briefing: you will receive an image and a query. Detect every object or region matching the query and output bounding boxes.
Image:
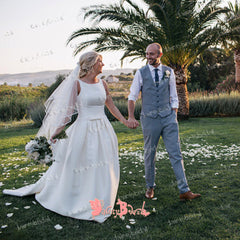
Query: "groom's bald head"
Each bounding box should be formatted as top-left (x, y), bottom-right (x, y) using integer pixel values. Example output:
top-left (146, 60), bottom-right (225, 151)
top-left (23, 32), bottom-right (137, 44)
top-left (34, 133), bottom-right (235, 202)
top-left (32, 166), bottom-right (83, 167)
top-left (146, 43), bottom-right (163, 67)
top-left (146, 43), bottom-right (163, 55)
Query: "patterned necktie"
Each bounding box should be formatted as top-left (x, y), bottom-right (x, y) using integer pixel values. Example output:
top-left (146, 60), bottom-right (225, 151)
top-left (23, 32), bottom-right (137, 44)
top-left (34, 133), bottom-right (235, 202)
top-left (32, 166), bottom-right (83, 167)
top-left (154, 68), bottom-right (159, 87)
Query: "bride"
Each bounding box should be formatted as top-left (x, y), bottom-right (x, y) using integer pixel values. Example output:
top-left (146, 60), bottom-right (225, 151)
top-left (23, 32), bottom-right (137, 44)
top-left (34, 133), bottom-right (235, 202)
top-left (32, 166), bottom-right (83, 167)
top-left (3, 51), bottom-right (138, 223)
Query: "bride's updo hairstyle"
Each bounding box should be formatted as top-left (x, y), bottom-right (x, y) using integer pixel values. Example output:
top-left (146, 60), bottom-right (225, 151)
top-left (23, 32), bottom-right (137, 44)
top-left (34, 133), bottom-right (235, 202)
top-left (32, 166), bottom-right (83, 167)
top-left (78, 51), bottom-right (101, 78)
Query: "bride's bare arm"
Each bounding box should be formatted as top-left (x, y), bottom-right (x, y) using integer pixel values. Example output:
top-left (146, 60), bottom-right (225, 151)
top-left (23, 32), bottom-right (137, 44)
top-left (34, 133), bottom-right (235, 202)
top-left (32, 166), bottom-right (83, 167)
top-left (102, 80), bottom-right (129, 127)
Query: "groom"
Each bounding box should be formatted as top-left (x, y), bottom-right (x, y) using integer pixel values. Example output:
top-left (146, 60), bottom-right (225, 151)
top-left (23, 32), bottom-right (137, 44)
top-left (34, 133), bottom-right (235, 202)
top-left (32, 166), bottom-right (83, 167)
top-left (128, 43), bottom-right (201, 201)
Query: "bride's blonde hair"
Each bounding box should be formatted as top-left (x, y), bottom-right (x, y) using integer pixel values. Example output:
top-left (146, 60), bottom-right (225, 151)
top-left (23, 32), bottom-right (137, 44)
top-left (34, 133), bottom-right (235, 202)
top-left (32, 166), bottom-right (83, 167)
top-left (78, 51), bottom-right (101, 78)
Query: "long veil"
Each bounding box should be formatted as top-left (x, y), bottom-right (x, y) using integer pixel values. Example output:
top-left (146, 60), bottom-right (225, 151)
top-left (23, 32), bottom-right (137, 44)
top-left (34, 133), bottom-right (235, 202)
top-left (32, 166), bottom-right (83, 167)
top-left (36, 64), bottom-right (80, 139)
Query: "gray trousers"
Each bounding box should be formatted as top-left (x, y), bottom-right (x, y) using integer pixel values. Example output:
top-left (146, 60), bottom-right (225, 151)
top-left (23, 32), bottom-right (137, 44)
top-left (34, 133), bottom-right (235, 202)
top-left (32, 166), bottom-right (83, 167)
top-left (140, 110), bottom-right (190, 194)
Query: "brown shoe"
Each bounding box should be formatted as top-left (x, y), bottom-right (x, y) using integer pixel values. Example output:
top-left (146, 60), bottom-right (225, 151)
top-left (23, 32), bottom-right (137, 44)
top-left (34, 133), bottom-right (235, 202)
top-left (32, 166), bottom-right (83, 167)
top-left (145, 188), bottom-right (154, 199)
top-left (179, 191), bottom-right (201, 201)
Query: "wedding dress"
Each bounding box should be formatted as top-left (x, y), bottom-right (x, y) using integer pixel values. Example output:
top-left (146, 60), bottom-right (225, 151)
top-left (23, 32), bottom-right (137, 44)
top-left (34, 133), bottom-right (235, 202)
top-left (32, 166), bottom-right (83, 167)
top-left (3, 79), bottom-right (119, 223)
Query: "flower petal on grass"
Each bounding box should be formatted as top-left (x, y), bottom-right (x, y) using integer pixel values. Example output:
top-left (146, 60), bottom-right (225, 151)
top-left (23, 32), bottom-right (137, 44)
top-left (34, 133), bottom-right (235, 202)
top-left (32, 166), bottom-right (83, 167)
top-left (7, 213), bottom-right (13, 218)
top-left (54, 224), bottom-right (63, 230)
top-left (24, 206), bottom-right (30, 209)
top-left (126, 225), bottom-right (131, 229)
top-left (1, 225), bottom-right (7, 229)
top-left (5, 203), bottom-right (12, 206)
top-left (129, 219), bottom-right (136, 224)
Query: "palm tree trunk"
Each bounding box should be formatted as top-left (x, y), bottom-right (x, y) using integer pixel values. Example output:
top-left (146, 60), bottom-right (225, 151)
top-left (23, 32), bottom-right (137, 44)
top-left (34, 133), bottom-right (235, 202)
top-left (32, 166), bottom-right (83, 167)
top-left (174, 69), bottom-right (189, 119)
top-left (234, 49), bottom-right (240, 91)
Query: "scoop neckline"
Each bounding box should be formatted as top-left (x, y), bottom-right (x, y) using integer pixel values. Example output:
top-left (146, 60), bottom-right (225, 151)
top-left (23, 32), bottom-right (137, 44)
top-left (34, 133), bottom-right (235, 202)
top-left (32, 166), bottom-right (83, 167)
top-left (78, 78), bottom-right (100, 85)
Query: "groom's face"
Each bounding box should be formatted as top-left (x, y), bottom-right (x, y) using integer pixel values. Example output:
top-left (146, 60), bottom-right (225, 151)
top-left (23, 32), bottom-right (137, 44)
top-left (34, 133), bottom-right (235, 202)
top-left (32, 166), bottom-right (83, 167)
top-left (146, 45), bottom-right (162, 67)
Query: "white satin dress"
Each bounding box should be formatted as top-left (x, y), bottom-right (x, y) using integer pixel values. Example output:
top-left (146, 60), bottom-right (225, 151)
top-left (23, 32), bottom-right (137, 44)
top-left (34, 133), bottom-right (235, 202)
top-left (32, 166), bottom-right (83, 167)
top-left (3, 79), bottom-right (120, 223)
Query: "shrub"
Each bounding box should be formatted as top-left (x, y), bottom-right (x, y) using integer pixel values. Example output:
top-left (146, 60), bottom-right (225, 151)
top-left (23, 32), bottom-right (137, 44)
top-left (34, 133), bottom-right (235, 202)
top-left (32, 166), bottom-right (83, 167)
top-left (216, 75), bottom-right (238, 93)
top-left (29, 101), bottom-right (46, 127)
top-left (189, 91), bottom-right (240, 117)
top-left (0, 96), bottom-right (31, 121)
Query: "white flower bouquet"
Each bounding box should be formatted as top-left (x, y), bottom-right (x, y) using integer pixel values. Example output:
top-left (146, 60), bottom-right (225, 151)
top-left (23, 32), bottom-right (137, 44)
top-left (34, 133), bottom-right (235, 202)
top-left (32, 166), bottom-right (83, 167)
top-left (25, 136), bottom-right (53, 165)
top-left (25, 130), bottom-right (68, 165)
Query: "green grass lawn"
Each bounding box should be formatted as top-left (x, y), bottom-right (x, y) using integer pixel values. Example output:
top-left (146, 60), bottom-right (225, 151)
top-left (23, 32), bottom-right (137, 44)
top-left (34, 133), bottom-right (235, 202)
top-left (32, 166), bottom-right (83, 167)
top-left (0, 118), bottom-right (240, 240)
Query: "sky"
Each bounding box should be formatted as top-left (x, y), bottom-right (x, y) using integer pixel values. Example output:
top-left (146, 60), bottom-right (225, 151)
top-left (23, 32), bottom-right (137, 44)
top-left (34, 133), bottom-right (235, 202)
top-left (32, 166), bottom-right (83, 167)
top-left (0, 0), bottom-right (234, 74)
top-left (0, 0), bottom-right (146, 74)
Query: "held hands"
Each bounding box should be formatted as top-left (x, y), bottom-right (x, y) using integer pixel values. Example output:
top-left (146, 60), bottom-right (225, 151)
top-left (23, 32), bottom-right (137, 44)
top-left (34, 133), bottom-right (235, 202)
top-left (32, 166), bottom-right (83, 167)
top-left (123, 117), bottom-right (139, 129)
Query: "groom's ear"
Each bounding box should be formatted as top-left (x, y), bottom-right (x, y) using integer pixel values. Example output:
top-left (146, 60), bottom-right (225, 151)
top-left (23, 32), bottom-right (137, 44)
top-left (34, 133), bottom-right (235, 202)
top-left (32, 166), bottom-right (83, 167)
top-left (159, 52), bottom-right (163, 58)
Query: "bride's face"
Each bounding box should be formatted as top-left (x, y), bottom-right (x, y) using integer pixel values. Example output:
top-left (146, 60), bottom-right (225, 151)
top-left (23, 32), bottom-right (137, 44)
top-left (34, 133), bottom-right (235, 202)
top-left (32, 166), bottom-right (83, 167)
top-left (93, 56), bottom-right (104, 74)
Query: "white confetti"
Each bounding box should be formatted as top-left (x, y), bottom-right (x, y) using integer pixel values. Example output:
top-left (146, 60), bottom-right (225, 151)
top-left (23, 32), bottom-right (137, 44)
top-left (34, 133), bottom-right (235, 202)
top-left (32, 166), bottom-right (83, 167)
top-left (213, 186), bottom-right (218, 188)
top-left (7, 213), bottom-right (13, 218)
top-left (126, 225), bottom-right (131, 229)
top-left (14, 207), bottom-right (19, 210)
top-left (123, 182), bottom-right (127, 185)
top-left (129, 219), bottom-right (136, 224)
top-left (32, 201), bottom-right (36, 205)
top-left (5, 203), bottom-right (12, 206)
top-left (121, 216), bottom-right (125, 220)
top-left (129, 171), bottom-right (132, 174)
top-left (152, 208), bottom-right (156, 213)
top-left (0, 182), bottom-right (4, 187)
top-left (24, 206), bottom-right (30, 209)
top-left (54, 224), bottom-right (63, 230)
top-left (231, 164), bottom-right (238, 166)
top-left (215, 173), bottom-right (219, 175)
top-left (152, 197), bottom-right (157, 201)
top-left (1, 225), bottom-right (7, 229)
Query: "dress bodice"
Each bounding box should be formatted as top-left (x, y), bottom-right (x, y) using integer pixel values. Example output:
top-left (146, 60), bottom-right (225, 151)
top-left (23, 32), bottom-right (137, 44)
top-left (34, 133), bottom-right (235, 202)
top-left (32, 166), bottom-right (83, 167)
top-left (76, 79), bottom-right (106, 119)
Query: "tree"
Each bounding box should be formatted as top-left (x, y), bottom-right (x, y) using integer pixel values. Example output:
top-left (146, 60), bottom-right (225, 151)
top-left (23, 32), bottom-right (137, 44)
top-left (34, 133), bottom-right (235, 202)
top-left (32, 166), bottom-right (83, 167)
top-left (218, 0), bottom-right (240, 87)
top-left (188, 48), bottom-right (234, 92)
top-left (67, 0), bottom-right (228, 118)
top-left (46, 74), bottom-right (66, 98)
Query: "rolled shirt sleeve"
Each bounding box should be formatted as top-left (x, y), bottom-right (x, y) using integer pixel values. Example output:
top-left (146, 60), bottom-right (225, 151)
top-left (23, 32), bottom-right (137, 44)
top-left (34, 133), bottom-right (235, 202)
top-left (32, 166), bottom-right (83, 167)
top-left (128, 70), bottom-right (142, 102)
top-left (169, 68), bottom-right (179, 109)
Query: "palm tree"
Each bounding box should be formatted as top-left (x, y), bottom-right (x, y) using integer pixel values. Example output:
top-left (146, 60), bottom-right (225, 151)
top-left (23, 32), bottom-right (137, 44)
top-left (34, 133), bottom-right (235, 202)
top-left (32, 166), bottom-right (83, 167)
top-left (67, 0), bottom-right (228, 118)
top-left (219, 0), bottom-right (240, 86)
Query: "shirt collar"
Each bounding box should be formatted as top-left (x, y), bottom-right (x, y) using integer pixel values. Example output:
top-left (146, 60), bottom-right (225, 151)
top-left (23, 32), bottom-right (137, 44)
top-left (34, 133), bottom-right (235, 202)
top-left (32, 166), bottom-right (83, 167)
top-left (148, 63), bottom-right (162, 72)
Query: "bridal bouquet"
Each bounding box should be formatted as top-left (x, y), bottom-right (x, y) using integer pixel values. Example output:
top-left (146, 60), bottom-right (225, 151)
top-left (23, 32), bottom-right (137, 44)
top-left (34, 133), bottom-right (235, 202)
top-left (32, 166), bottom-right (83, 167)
top-left (25, 131), bottom-right (67, 165)
top-left (25, 136), bottom-right (53, 165)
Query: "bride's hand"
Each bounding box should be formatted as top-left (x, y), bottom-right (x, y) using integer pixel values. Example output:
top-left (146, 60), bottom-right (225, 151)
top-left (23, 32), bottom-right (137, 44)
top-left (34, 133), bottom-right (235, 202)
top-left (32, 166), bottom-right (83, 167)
top-left (122, 119), bottom-right (130, 128)
top-left (50, 137), bottom-right (57, 144)
top-left (127, 118), bottom-right (139, 129)
top-left (123, 119), bottom-right (139, 129)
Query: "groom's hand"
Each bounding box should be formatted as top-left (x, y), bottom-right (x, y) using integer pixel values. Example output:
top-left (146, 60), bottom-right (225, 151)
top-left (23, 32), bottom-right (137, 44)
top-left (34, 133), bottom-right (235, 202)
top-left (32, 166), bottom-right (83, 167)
top-left (127, 117), bottom-right (139, 129)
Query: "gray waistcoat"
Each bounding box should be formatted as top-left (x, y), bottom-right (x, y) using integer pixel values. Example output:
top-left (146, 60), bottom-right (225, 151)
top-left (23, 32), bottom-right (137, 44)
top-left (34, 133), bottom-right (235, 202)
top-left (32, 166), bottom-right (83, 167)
top-left (140, 65), bottom-right (172, 118)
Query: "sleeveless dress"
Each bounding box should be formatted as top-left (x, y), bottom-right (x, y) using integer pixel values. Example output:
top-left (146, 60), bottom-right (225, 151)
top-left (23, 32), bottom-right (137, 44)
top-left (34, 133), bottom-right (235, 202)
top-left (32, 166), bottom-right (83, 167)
top-left (3, 79), bottom-right (120, 223)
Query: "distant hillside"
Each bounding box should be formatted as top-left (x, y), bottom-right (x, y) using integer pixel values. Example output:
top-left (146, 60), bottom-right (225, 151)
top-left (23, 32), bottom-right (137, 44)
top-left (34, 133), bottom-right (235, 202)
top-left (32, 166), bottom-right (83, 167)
top-left (0, 68), bottom-right (135, 87)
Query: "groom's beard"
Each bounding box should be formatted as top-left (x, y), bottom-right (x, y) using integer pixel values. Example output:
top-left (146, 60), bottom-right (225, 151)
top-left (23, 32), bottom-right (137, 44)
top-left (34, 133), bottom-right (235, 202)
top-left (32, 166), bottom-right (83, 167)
top-left (148, 59), bottom-right (160, 66)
